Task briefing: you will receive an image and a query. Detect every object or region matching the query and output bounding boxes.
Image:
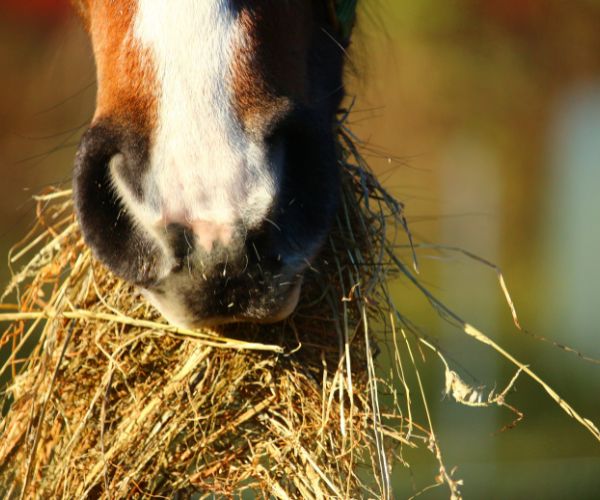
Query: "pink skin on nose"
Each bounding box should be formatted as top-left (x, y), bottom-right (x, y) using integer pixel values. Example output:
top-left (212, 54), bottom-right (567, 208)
top-left (157, 215), bottom-right (235, 253)
top-left (190, 220), bottom-right (234, 253)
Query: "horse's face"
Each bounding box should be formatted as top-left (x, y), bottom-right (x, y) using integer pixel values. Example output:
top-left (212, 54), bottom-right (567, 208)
top-left (72, 0), bottom-right (348, 327)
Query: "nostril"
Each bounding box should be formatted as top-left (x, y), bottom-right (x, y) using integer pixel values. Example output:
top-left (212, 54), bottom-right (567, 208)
top-left (109, 151), bottom-right (147, 202)
top-left (73, 121), bottom-right (159, 285)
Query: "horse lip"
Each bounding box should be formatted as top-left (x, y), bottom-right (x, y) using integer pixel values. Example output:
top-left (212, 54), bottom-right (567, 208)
top-left (252, 277), bottom-right (303, 324)
top-left (199, 277), bottom-right (304, 326)
top-left (142, 274), bottom-right (304, 328)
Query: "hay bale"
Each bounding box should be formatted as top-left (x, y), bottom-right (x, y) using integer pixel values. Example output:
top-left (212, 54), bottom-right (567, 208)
top-left (0, 130), bottom-right (431, 499)
top-left (5, 128), bottom-right (594, 498)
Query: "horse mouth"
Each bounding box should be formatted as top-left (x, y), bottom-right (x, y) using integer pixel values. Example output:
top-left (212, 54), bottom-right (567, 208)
top-left (142, 273), bottom-right (305, 329)
top-left (252, 277), bottom-right (303, 324)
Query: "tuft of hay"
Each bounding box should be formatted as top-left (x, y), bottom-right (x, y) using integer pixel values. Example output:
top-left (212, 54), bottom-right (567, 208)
top-left (1, 128), bottom-right (598, 499)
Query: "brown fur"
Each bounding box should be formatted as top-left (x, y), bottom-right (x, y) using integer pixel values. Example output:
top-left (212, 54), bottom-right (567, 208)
top-left (72, 1), bottom-right (330, 138)
top-left (231, 2), bottom-right (314, 134)
top-left (72, 0), bottom-right (157, 136)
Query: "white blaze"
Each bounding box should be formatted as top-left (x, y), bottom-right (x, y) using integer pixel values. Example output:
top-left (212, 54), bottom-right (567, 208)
top-left (129, 0), bottom-right (277, 241)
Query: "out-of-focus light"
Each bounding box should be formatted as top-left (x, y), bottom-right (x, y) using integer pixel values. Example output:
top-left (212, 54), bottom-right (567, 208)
top-left (0, 0), bottom-right (71, 28)
top-left (472, 0), bottom-right (544, 29)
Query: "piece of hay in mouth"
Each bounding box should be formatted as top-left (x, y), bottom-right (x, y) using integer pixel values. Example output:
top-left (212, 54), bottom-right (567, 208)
top-left (0, 129), bottom-right (430, 499)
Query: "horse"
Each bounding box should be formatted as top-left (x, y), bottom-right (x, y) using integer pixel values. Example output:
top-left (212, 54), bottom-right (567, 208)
top-left (70, 0), bottom-right (357, 327)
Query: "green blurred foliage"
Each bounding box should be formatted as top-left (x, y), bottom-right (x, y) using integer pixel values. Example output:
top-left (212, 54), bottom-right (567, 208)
top-left (349, 0), bottom-right (600, 497)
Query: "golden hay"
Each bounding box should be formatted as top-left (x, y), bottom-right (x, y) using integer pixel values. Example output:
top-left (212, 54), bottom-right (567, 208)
top-left (0, 129), bottom-right (597, 499)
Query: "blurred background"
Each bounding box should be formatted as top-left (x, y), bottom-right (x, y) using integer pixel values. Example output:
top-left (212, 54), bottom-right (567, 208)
top-left (0, 0), bottom-right (599, 497)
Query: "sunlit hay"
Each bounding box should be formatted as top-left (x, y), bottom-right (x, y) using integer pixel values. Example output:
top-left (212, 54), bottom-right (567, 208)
top-left (1, 127), bottom-right (599, 500)
top-left (0, 132), bottom-right (410, 499)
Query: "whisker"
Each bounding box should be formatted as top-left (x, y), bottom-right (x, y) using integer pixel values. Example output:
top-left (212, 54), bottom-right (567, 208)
top-left (263, 217), bottom-right (281, 232)
top-left (13, 120), bottom-right (89, 142)
top-left (320, 27), bottom-right (351, 61)
top-left (31, 80), bottom-right (96, 117)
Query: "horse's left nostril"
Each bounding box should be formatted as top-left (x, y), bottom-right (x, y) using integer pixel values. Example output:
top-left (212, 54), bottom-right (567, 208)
top-left (73, 122), bottom-right (161, 286)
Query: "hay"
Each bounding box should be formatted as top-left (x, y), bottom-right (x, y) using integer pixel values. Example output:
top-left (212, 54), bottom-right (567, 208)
top-left (1, 128), bottom-right (598, 499)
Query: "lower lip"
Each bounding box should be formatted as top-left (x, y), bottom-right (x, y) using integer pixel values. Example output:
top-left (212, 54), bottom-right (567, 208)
top-left (143, 277), bottom-right (304, 328)
top-left (256, 278), bottom-right (303, 324)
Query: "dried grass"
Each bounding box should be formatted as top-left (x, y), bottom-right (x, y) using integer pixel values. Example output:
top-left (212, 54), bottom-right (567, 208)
top-left (0, 128), bottom-right (597, 499)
